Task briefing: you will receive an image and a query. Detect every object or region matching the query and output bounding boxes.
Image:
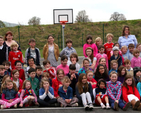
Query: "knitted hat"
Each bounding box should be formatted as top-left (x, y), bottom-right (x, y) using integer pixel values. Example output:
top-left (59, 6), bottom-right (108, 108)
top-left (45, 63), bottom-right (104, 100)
top-left (112, 46), bottom-right (119, 51)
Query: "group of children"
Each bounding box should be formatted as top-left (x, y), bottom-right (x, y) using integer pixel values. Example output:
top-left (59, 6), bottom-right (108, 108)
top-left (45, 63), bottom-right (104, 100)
top-left (0, 33), bottom-right (141, 111)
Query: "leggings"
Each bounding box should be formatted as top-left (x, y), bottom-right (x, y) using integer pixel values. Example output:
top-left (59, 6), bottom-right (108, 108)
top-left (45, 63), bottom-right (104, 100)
top-left (80, 92), bottom-right (92, 106)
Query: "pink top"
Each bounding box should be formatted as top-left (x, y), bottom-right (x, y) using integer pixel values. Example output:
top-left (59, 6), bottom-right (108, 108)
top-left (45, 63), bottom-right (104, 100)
top-left (56, 64), bottom-right (69, 75)
top-left (95, 53), bottom-right (108, 69)
top-left (83, 43), bottom-right (98, 57)
top-left (131, 57), bottom-right (141, 68)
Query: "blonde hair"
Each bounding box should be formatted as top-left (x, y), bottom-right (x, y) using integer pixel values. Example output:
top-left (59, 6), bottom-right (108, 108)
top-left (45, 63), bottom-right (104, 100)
top-left (109, 71), bottom-right (117, 77)
top-left (121, 46), bottom-right (128, 50)
top-left (133, 49), bottom-right (139, 56)
top-left (22, 80), bottom-right (31, 89)
top-left (110, 60), bottom-right (118, 67)
top-left (10, 42), bottom-right (19, 50)
top-left (42, 72), bottom-right (49, 78)
top-left (62, 76), bottom-right (71, 84)
top-left (106, 33), bottom-right (114, 38)
top-left (95, 37), bottom-right (102, 43)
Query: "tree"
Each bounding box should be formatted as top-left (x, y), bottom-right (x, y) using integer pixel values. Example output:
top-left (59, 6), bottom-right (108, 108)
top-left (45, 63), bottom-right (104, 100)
top-left (75, 10), bottom-right (92, 23)
top-left (28, 16), bottom-right (41, 25)
top-left (110, 12), bottom-right (126, 21)
top-left (0, 20), bottom-right (5, 28)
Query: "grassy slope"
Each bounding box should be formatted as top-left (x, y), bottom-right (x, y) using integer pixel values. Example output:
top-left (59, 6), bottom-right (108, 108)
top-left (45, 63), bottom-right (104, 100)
top-left (0, 19), bottom-right (141, 56)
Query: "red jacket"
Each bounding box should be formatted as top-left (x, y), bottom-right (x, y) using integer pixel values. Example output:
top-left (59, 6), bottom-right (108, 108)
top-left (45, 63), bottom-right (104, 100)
top-left (122, 85), bottom-right (140, 102)
top-left (104, 42), bottom-right (114, 60)
top-left (11, 78), bottom-right (23, 91)
top-left (52, 77), bottom-right (62, 97)
top-left (87, 78), bottom-right (97, 89)
top-left (8, 51), bottom-right (23, 69)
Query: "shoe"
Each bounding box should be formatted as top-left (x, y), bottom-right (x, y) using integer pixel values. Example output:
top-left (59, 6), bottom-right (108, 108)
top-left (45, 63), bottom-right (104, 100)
top-left (114, 102), bottom-right (119, 111)
top-left (84, 104), bottom-right (89, 110)
top-left (123, 102), bottom-right (130, 111)
top-left (101, 104), bottom-right (106, 109)
top-left (131, 100), bottom-right (140, 110)
top-left (89, 103), bottom-right (94, 110)
top-left (106, 105), bottom-right (110, 109)
top-left (14, 104), bottom-right (17, 108)
top-left (137, 103), bottom-right (141, 111)
top-left (71, 103), bottom-right (78, 107)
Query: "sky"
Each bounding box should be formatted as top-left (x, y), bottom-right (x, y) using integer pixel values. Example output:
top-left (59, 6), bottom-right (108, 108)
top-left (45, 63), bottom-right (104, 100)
top-left (1, 0), bottom-right (141, 25)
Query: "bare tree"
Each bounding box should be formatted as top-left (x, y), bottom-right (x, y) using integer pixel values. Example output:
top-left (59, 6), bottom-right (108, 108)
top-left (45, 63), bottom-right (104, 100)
top-left (75, 10), bottom-right (92, 23)
top-left (0, 20), bottom-right (5, 28)
top-left (28, 16), bottom-right (41, 25)
top-left (110, 12), bottom-right (126, 21)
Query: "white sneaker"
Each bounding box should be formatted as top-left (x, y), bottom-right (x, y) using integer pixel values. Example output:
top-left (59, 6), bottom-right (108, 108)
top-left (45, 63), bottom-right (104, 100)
top-left (101, 104), bottom-right (106, 109)
top-left (84, 104), bottom-right (89, 110)
top-left (89, 103), bottom-right (94, 110)
top-left (106, 105), bottom-right (110, 109)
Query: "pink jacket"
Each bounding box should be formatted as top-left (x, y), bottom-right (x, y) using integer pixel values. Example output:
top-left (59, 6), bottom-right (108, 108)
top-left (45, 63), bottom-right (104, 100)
top-left (131, 57), bottom-right (141, 68)
top-left (95, 53), bottom-right (108, 69)
top-left (83, 43), bottom-right (98, 57)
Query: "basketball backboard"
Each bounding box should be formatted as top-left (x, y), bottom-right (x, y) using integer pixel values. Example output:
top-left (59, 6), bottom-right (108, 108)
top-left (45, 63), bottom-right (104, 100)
top-left (53, 9), bottom-right (73, 24)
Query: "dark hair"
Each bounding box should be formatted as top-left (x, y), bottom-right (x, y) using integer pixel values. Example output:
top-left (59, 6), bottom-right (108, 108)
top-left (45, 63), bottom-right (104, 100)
top-left (47, 35), bottom-right (54, 39)
top-left (133, 67), bottom-right (141, 77)
top-left (113, 42), bottom-right (119, 47)
top-left (86, 35), bottom-right (93, 44)
top-left (66, 39), bottom-right (72, 44)
top-left (94, 64), bottom-right (108, 81)
top-left (61, 55), bottom-right (68, 61)
top-left (98, 45), bottom-right (105, 50)
top-left (136, 43), bottom-right (141, 48)
top-left (124, 59), bottom-right (131, 65)
top-left (133, 49), bottom-right (139, 56)
top-left (128, 43), bottom-right (134, 48)
top-left (97, 79), bottom-right (106, 88)
top-left (0, 36), bottom-right (4, 40)
top-left (5, 31), bottom-right (13, 41)
top-left (36, 66), bottom-right (43, 71)
top-left (69, 64), bottom-right (76, 70)
top-left (29, 38), bottom-right (35, 43)
top-left (28, 57), bottom-right (35, 63)
top-left (118, 65), bottom-right (127, 77)
top-left (0, 65), bottom-right (5, 70)
top-left (122, 26), bottom-right (130, 36)
top-left (2, 61), bottom-right (10, 66)
top-left (43, 60), bottom-right (50, 66)
top-left (83, 58), bottom-right (90, 65)
top-left (70, 53), bottom-right (79, 62)
top-left (85, 47), bottom-right (94, 62)
top-left (14, 60), bottom-right (22, 66)
top-left (28, 68), bottom-right (36, 74)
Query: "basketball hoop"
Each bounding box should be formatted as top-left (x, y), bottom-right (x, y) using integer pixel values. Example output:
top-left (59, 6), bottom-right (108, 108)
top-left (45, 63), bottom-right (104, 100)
top-left (60, 21), bottom-right (68, 29)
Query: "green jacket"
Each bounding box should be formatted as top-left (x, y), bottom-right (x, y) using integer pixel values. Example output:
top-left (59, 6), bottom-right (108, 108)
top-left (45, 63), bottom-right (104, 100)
top-left (27, 77), bottom-right (39, 96)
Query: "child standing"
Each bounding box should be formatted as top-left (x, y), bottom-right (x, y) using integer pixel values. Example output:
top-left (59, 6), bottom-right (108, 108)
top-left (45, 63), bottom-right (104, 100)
top-left (124, 59), bottom-right (133, 77)
top-left (52, 69), bottom-right (64, 98)
top-left (43, 60), bottom-right (56, 79)
top-left (67, 64), bottom-right (78, 96)
top-left (95, 37), bottom-right (102, 52)
top-left (131, 49), bottom-right (141, 68)
top-left (19, 80), bottom-right (39, 107)
top-left (35, 66), bottom-right (43, 83)
top-left (86, 71), bottom-right (97, 89)
top-left (38, 78), bottom-right (57, 107)
top-left (25, 38), bottom-right (41, 66)
top-left (11, 70), bottom-right (23, 91)
top-left (83, 35), bottom-right (98, 57)
top-left (0, 36), bottom-right (8, 65)
top-left (94, 45), bottom-right (108, 69)
top-left (27, 68), bottom-right (39, 96)
top-left (8, 42), bottom-right (23, 69)
top-left (128, 43), bottom-right (135, 61)
top-left (117, 65), bottom-right (127, 83)
top-left (104, 33), bottom-right (114, 69)
top-left (76, 73), bottom-right (94, 110)
top-left (60, 39), bottom-right (77, 61)
top-left (78, 59), bottom-right (93, 75)
top-left (0, 79), bottom-right (21, 109)
top-left (108, 60), bottom-right (118, 75)
top-left (58, 76), bottom-right (78, 107)
top-left (110, 46), bottom-right (122, 68)
top-left (56, 55), bottom-right (69, 76)
top-left (14, 61), bottom-right (25, 81)
top-left (93, 79), bottom-right (110, 109)
top-left (107, 71), bottom-right (130, 111)
top-left (122, 75), bottom-right (141, 110)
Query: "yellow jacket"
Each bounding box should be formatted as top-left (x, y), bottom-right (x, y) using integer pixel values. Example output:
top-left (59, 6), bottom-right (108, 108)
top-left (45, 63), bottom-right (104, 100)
top-left (43, 43), bottom-right (59, 61)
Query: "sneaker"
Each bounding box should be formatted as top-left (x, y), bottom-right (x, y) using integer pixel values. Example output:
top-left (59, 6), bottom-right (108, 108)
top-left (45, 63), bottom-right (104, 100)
top-left (123, 102), bottom-right (130, 111)
top-left (114, 102), bottom-right (119, 111)
top-left (71, 103), bottom-right (78, 107)
top-left (106, 105), bottom-right (111, 109)
top-left (101, 104), bottom-right (106, 109)
top-left (84, 104), bottom-right (89, 110)
top-left (14, 104), bottom-right (17, 108)
top-left (89, 103), bottom-right (94, 110)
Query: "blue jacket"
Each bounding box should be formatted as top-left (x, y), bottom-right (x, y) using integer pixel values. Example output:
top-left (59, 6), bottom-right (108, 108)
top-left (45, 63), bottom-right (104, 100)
top-left (110, 54), bottom-right (122, 68)
top-left (2, 88), bottom-right (17, 100)
top-left (39, 87), bottom-right (54, 100)
top-left (58, 86), bottom-right (73, 100)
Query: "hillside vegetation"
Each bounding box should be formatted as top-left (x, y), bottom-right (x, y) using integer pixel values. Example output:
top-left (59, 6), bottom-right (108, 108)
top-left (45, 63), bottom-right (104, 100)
top-left (0, 19), bottom-right (141, 51)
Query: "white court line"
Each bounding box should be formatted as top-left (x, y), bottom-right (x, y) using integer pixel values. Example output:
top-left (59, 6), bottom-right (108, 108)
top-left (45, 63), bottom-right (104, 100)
top-left (0, 107), bottom-right (101, 111)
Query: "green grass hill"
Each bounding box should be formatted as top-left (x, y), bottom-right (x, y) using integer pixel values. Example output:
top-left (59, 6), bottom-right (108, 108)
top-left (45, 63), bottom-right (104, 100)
top-left (0, 19), bottom-right (141, 51)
